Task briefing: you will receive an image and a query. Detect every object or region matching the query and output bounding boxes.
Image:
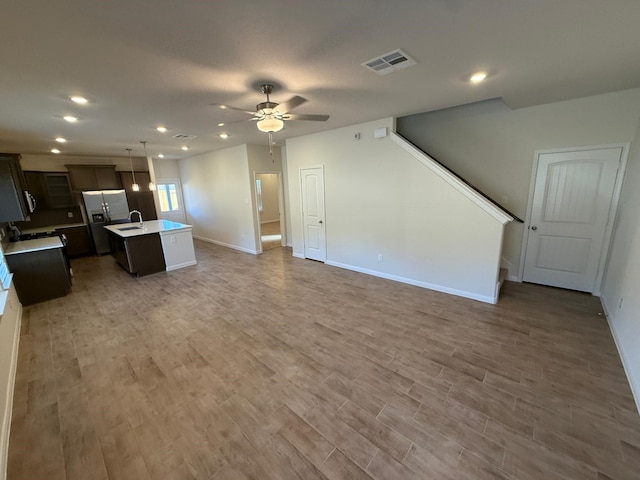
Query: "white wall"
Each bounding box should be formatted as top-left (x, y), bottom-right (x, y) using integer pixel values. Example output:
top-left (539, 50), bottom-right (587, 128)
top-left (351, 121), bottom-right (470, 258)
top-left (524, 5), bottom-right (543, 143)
top-left (20, 153), bottom-right (148, 172)
top-left (602, 116), bottom-right (640, 412)
top-left (0, 274), bottom-right (21, 480)
top-left (286, 118), bottom-right (506, 303)
top-left (397, 88), bottom-right (640, 278)
top-left (281, 147), bottom-right (293, 246)
top-left (256, 174), bottom-right (280, 223)
top-left (179, 145), bottom-right (258, 253)
top-left (152, 158), bottom-right (181, 178)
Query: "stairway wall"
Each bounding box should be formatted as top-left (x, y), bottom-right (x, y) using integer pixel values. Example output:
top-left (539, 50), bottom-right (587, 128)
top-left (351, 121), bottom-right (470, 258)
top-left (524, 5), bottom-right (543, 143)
top-left (397, 88), bottom-right (640, 278)
top-left (286, 118), bottom-right (507, 303)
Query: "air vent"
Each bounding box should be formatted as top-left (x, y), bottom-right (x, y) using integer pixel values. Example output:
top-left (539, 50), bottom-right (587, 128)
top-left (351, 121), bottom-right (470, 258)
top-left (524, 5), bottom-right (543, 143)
top-left (172, 133), bottom-right (197, 140)
top-left (362, 49), bottom-right (417, 76)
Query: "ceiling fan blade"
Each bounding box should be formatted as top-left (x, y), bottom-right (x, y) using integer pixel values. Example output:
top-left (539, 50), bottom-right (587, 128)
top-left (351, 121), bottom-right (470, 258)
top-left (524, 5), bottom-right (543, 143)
top-left (284, 113), bottom-right (330, 122)
top-left (218, 117), bottom-right (260, 126)
top-left (274, 96), bottom-right (307, 114)
top-left (210, 103), bottom-right (256, 115)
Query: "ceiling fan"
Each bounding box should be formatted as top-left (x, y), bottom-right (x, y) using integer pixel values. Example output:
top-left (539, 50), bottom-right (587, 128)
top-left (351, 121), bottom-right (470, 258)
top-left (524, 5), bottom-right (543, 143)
top-left (215, 84), bottom-right (329, 155)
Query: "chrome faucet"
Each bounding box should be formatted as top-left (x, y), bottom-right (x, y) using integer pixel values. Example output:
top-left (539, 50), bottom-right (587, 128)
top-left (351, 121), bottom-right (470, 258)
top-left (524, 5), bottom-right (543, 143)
top-left (128, 210), bottom-right (143, 225)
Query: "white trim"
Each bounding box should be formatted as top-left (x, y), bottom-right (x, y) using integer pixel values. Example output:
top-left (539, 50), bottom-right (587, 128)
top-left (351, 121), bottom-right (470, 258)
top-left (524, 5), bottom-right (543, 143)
top-left (165, 260), bottom-right (197, 271)
top-left (193, 235), bottom-right (259, 255)
top-left (299, 165), bottom-right (327, 262)
top-left (601, 297), bottom-right (640, 414)
top-left (292, 252), bottom-right (305, 259)
top-left (518, 143), bottom-right (630, 291)
top-left (389, 132), bottom-right (514, 225)
top-left (1, 281), bottom-right (22, 480)
top-left (325, 260), bottom-right (497, 304)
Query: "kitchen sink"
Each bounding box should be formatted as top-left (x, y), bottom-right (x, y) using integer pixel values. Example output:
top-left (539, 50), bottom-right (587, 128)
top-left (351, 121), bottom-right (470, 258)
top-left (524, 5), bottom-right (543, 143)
top-left (118, 226), bottom-right (142, 231)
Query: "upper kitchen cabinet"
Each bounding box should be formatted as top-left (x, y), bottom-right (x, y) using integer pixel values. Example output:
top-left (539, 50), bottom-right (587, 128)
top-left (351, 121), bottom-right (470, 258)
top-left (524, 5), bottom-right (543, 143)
top-left (44, 173), bottom-right (74, 208)
top-left (119, 171), bottom-right (152, 192)
top-left (24, 171), bottom-right (74, 209)
top-left (0, 153), bottom-right (30, 222)
top-left (119, 171), bottom-right (158, 220)
top-left (66, 165), bottom-right (121, 191)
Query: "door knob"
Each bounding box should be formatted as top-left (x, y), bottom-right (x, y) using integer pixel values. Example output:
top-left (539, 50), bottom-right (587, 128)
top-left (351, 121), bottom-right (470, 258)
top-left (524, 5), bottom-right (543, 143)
top-left (531, 226), bottom-right (537, 230)
top-left (319, 220), bottom-right (323, 224)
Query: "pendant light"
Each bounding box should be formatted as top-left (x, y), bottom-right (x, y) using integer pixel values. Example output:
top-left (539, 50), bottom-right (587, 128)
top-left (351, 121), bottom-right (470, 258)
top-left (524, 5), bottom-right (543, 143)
top-left (127, 148), bottom-right (140, 191)
top-left (140, 140), bottom-right (156, 190)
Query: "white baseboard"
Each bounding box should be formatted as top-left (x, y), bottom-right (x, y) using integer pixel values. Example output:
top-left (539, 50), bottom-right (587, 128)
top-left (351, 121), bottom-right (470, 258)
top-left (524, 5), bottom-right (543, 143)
top-left (193, 236), bottom-right (258, 255)
top-left (507, 274), bottom-right (520, 282)
top-left (601, 298), bottom-right (640, 414)
top-left (166, 260), bottom-right (198, 271)
top-left (325, 260), bottom-right (497, 304)
top-left (292, 252), bottom-right (305, 259)
top-left (0, 301), bottom-right (22, 480)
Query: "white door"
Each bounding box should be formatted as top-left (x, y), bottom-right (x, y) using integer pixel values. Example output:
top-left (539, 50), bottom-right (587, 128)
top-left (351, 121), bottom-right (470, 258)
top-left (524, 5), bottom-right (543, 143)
top-left (523, 147), bottom-right (622, 292)
top-left (300, 167), bottom-right (326, 261)
top-left (156, 178), bottom-right (187, 223)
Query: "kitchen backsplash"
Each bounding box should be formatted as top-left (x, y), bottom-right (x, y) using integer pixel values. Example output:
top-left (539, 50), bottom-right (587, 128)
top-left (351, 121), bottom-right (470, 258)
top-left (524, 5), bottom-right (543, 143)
top-left (14, 206), bottom-right (83, 230)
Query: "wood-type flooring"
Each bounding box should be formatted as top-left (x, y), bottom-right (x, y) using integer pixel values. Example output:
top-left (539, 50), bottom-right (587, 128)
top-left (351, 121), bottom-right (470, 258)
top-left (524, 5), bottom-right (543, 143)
top-left (7, 240), bottom-right (640, 479)
top-left (260, 221), bottom-right (282, 251)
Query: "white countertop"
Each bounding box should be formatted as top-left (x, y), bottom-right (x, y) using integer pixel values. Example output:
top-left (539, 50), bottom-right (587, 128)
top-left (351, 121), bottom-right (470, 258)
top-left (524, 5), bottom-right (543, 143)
top-left (104, 220), bottom-right (192, 238)
top-left (4, 237), bottom-right (64, 255)
top-left (21, 223), bottom-right (87, 235)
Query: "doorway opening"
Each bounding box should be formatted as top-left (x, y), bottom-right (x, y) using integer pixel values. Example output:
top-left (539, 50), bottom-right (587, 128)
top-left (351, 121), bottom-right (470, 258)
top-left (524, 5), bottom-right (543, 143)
top-left (255, 173), bottom-right (284, 251)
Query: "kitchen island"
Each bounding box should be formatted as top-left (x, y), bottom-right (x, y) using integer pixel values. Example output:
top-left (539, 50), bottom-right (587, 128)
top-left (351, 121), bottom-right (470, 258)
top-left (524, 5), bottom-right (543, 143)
top-left (104, 220), bottom-right (196, 276)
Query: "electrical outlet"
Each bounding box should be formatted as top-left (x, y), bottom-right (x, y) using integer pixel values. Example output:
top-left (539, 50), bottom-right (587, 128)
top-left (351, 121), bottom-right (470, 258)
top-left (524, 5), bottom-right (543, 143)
top-left (377, 253), bottom-right (383, 262)
top-left (619, 298), bottom-right (624, 309)
top-left (67, 211), bottom-right (74, 218)
top-left (170, 235), bottom-right (177, 244)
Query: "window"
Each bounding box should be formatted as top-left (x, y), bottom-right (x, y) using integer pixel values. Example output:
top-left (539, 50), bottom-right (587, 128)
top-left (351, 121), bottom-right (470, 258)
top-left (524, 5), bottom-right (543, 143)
top-left (256, 179), bottom-right (263, 212)
top-left (157, 183), bottom-right (180, 212)
top-left (0, 246), bottom-right (10, 290)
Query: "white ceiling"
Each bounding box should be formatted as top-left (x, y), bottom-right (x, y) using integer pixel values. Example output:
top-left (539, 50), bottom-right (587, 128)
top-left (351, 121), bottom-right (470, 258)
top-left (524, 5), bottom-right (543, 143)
top-left (2, 0), bottom-right (640, 160)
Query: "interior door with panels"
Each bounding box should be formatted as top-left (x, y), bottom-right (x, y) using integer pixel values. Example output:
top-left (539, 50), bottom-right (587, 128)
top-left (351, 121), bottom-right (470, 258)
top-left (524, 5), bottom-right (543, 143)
top-left (300, 167), bottom-right (326, 262)
top-left (523, 147), bottom-right (623, 292)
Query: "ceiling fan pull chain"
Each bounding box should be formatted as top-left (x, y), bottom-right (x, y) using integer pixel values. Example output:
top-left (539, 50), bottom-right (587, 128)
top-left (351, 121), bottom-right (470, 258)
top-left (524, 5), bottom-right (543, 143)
top-left (269, 132), bottom-right (274, 161)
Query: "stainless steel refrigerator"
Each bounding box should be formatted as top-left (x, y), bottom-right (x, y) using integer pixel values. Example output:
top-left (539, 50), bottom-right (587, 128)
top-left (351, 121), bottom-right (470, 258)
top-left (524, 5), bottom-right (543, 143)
top-left (82, 190), bottom-right (130, 254)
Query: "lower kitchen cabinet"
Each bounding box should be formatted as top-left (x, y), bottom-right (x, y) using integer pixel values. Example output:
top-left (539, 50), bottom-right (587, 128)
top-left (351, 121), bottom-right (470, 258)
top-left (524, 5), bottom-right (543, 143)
top-left (5, 243), bottom-right (71, 306)
top-left (57, 225), bottom-right (93, 257)
top-left (108, 232), bottom-right (166, 276)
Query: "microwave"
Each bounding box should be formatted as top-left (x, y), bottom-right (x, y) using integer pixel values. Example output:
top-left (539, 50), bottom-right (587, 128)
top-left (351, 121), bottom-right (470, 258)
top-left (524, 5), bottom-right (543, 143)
top-left (24, 190), bottom-right (36, 213)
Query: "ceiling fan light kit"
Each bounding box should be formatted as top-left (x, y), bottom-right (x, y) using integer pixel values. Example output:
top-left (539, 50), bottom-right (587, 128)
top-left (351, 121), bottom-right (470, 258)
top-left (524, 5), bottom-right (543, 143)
top-left (256, 116), bottom-right (284, 133)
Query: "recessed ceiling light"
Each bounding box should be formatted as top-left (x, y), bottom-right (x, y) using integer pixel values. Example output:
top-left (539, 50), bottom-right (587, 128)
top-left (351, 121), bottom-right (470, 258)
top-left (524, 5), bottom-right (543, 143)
top-left (55, 137), bottom-right (67, 143)
top-left (219, 133), bottom-right (229, 139)
top-left (157, 153), bottom-right (165, 158)
top-left (470, 72), bottom-right (487, 83)
top-left (156, 126), bottom-right (167, 133)
top-left (70, 96), bottom-right (88, 104)
top-left (181, 145), bottom-right (189, 151)
top-left (51, 148), bottom-right (60, 154)
top-left (219, 105), bottom-right (227, 110)
top-left (218, 122), bottom-right (225, 127)
top-left (63, 115), bottom-right (78, 123)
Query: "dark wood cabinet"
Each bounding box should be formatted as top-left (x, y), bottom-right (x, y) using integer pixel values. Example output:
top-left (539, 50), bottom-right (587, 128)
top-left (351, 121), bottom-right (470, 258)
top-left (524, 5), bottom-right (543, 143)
top-left (67, 165), bottom-right (121, 191)
top-left (57, 225), bottom-right (93, 257)
top-left (108, 232), bottom-right (166, 276)
top-left (5, 246), bottom-right (72, 305)
top-left (24, 171), bottom-right (74, 209)
top-left (0, 153), bottom-right (29, 222)
top-left (119, 171), bottom-right (158, 220)
top-left (119, 171), bottom-right (152, 192)
top-left (44, 173), bottom-right (75, 208)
